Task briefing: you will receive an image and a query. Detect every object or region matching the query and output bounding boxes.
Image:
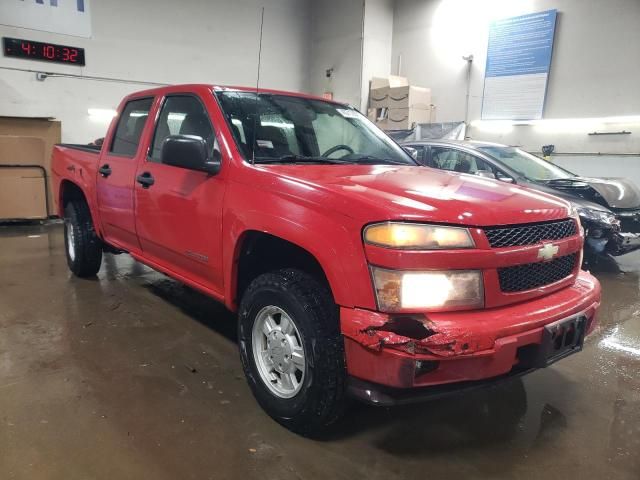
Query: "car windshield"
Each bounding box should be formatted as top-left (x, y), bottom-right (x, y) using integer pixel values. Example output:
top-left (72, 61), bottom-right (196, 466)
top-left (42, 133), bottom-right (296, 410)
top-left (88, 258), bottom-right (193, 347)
top-left (215, 91), bottom-right (416, 166)
top-left (477, 145), bottom-right (574, 181)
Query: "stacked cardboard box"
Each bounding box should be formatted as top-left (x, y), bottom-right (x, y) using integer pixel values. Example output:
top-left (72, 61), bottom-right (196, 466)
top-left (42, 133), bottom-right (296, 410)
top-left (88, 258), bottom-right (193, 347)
top-left (0, 117), bottom-right (61, 220)
top-left (367, 76), bottom-right (431, 130)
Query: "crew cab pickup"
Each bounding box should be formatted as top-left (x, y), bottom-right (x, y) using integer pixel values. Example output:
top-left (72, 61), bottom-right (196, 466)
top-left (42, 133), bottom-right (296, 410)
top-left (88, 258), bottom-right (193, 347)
top-left (52, 84), bottom-right (601, 435)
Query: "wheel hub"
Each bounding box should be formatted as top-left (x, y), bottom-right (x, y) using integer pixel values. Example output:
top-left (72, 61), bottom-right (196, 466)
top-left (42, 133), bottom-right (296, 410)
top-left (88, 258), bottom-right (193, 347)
top-left (267, 330), bottom-right (294, 373)
top-left (251, 305), bottom-right (306, 398)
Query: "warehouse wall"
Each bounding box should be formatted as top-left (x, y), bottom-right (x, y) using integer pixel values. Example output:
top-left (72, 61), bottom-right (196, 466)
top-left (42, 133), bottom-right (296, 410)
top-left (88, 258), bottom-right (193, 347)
top-left (0, 0), bottom-right (312, 143)
top-left (391, 0), bottom-right (640, 154)
top-left (309, 0), bottom-right (364, 108)
top-left (360, 0), bottom-right (394, 112)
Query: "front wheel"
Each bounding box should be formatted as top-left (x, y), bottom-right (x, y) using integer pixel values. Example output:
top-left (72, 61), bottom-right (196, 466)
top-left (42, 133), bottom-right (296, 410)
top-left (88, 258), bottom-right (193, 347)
top-left (64, 201), bottom-right (102, 277)
top-left (238, 269), bottom-right (346, 436)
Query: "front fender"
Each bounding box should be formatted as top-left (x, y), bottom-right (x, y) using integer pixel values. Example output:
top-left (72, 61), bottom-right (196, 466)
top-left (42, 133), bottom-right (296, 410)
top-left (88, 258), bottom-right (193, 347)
top-left (222, 184), bottom-right (374, 311)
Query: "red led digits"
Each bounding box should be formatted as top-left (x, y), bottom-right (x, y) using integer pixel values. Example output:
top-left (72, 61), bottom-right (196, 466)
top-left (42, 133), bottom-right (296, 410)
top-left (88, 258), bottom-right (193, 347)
top-left (3, 37), bottom-right (85, 66)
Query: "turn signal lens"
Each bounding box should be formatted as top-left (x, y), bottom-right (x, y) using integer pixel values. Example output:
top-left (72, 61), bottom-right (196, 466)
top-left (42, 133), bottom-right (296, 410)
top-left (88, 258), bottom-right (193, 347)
top-left (364, 223), bottom-right (474, 249)
top-left (371, 267), bottom-right (484, 312)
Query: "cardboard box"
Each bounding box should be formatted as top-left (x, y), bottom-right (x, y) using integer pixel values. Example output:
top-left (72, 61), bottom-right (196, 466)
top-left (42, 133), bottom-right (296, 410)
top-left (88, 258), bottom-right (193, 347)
top-left (387, 86), bottom-right (431, 110)
top-left (0, 117), bottom-right (61, 217)
top-left (367, 107), bottom-right (387, 123)
top-left (0, 167), bottom-right (48, 220)
top-left (0, 135), bottom-right (45, 165)
top-left (375, 107), bottom-right (431, 130)
top-left (369, 75), bottom-right (409, 108)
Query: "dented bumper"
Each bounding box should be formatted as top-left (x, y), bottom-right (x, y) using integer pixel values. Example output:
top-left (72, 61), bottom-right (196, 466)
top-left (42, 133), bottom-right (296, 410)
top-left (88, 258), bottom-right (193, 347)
top-left (341, 270), bottom-right (601, 392)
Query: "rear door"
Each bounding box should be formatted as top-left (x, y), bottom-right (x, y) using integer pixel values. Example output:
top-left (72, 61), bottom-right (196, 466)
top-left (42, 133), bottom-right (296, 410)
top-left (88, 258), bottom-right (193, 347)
top-left (133, 92), bottom-right (227, 295)
top-left (96, 97), bottom-right (154, 253)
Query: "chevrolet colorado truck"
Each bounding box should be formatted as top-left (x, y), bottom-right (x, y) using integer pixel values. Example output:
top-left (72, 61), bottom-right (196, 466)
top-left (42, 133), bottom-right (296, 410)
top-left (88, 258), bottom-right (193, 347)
top-left (52, 84), bottom-right (601, 435)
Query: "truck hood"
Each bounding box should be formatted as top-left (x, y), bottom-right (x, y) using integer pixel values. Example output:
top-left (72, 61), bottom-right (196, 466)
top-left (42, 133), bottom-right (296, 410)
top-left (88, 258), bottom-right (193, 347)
top-left (536, 177), bottom-right (640, 210)
top-left (264, 165), bottom-right (571, 226)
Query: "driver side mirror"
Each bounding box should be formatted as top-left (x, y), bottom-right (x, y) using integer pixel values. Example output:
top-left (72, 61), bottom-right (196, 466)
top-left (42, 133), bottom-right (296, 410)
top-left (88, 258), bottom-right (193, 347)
top-left (403, 146), bottom-right (418, 160)
top-left (475, 170), bottom-right (496, 179)
top-left (161, 135), bottom-right (221, 175)
top-left (496, 172), bottom-right (514, 183)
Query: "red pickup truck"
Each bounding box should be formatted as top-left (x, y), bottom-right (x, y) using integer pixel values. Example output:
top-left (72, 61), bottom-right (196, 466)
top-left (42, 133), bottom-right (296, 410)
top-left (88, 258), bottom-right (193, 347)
top-left (52, 84), bottom-right (601, 435)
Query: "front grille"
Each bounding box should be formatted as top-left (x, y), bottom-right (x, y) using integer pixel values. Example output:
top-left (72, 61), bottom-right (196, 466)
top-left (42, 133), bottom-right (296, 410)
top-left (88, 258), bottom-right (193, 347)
top-left (484, 219), bottom-right (577, 248)
top-left (498, 253), bottom-right (578, 293)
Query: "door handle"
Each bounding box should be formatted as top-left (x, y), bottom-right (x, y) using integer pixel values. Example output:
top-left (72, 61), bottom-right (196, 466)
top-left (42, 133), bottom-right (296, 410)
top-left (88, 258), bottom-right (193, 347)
top-left (98, 164), bottom-right (112, 177)
top-left (136, 172), bottom-right (155, 188)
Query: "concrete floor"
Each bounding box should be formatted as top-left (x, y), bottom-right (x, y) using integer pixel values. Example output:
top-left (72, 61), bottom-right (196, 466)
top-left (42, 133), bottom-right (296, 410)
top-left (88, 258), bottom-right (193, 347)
top-left (0, 223), bottom-right (639, 480)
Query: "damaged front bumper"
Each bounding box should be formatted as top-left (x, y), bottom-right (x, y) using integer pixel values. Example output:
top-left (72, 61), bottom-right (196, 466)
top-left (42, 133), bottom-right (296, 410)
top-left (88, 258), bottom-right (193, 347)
top-left (341, 270), bottom-right (601, 403)
top-left (582, 212), bottom-right (640, 257)
top-left (607, 231), bottom-right (640, 256)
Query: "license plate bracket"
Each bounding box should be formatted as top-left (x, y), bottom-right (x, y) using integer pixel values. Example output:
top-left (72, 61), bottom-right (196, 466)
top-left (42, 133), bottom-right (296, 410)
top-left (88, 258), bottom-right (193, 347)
top-left (519, 315), bottom-right (587, 368)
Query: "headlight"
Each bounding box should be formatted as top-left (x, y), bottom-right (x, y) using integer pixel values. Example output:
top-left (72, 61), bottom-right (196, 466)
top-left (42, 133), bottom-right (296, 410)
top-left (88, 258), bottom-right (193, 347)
top-left (364, 222), bottom-right (474, 249)
top-left (575, 206), bottom-right (617, 225)
top-left (371, 267), bottom-right (484, 312)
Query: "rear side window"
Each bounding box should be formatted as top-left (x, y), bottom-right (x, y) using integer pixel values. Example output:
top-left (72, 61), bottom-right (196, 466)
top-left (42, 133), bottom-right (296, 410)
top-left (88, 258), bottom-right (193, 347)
top-left (110, 98), bottom-right (154, 157)
top-left (150, 95), bottom-right (216, 162)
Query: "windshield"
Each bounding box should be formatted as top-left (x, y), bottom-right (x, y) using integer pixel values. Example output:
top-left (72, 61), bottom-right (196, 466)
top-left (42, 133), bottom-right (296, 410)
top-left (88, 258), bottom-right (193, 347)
top-left (477, 145), bottom-right (574, 181)
top-left (215, 91), bottom-right (416, 166)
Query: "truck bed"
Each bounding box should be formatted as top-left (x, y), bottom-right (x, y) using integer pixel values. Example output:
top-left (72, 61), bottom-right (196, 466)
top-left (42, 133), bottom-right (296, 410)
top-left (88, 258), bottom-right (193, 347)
top-left (57, 143), bottom-right (102, 154)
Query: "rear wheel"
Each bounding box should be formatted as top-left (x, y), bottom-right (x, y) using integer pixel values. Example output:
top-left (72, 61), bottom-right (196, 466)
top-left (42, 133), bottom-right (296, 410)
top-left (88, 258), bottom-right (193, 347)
top-left (238, 269), bottom-right (346, 436)
top-left (64, 201), bottom-right (102, 277)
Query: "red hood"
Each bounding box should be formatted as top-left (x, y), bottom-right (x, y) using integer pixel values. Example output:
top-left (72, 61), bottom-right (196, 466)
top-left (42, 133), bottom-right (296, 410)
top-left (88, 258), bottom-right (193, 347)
top-left (259, 165), bottom-right (571, 226)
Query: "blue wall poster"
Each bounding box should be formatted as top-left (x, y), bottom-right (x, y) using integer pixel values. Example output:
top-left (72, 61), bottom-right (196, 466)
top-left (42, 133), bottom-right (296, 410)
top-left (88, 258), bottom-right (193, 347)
top-left (481, 9), bottom-right (558, 121)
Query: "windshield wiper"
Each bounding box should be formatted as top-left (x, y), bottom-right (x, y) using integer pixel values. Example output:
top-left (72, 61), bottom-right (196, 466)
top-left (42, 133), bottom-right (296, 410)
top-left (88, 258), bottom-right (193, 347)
top-left (254, 155), bottom-right (351, 165)
top-left (542, 177), bottom-right (584, 184)
top-left (349, 155), bottom-right (411, 165)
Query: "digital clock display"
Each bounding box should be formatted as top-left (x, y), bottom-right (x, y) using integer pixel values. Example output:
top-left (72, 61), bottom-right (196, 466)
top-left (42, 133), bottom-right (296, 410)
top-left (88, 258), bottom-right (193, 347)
top-left (3, 37), bottom-right (85, 66)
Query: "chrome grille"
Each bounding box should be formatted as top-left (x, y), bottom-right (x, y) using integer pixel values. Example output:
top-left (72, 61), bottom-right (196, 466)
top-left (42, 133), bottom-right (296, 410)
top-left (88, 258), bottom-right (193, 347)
top-left (498, 253), bottom-right (578, 293)
top-left (484, 219), bottom-right (577, 248)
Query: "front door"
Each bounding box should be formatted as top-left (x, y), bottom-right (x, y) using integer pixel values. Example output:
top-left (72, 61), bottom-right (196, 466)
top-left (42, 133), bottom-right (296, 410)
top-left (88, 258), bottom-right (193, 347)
top-left (134, 93), bottom-right (227, 295)
top-left (96, 97), bottom-right (154, 253)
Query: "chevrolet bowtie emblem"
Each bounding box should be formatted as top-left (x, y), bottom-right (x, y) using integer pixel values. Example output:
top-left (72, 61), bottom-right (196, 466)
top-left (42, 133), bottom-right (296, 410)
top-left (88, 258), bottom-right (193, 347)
top-left (538, 243), bottom-right (559, 261)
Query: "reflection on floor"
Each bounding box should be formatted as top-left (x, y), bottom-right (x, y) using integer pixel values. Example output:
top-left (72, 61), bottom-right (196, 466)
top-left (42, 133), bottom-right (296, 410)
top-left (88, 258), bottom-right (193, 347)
top-left (0, 223), bottom-right (638, 480)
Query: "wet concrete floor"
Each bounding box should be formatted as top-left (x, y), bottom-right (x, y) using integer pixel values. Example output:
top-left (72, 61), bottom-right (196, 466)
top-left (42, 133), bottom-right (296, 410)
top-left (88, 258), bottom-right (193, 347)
top-left (0, 223), bottom-right (638, 479)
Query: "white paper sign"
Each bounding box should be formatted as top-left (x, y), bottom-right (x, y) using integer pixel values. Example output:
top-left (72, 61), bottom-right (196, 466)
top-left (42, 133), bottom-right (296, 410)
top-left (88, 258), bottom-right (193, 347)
top-left (0, 0), bottom-right (92, 38)
top-left (481, 10), bottom-right (557, 120)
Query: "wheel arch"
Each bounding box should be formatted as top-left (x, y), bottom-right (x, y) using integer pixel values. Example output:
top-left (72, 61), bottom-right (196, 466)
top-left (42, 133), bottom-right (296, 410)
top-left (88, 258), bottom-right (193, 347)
top-left (58, 180), bottom-right (102, 237)
top-left (224, 202), bottom-right (377, 311)
top-left (231, 230), bottom-right (335, 309)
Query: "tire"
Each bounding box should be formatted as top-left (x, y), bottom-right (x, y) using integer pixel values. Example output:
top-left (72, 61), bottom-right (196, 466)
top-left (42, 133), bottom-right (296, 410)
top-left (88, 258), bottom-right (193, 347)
top-left (64, 200), bottom-right (103, 277)
top-left (238, 268), bottom-right (346, 436)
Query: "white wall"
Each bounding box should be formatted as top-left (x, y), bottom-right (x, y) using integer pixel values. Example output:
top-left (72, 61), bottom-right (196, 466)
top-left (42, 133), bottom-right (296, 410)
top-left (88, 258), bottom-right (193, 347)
top-left (309, 0), bottom-right (364, 108)
top-left (391, 0), bottom-right (640, 153)
top-left (360, 0), bottom-right (394, 111)
top-left (0, 0), bottom-right (312, 143)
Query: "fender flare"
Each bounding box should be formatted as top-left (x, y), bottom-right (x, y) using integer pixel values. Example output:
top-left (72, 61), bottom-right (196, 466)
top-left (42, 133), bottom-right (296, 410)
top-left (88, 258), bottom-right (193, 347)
top-left (223, 210), bottom-right (367, 311)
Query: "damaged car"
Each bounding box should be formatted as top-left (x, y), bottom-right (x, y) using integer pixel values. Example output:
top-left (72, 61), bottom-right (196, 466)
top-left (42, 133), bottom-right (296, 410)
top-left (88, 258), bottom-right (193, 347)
top-left (53, 85), bottom-right (601, 435)
top-left (401, 140), bottom-right (640, 261)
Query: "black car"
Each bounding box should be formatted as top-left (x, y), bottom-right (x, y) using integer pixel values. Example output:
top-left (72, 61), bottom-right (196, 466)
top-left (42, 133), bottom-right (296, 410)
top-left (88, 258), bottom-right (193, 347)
top-left (401, 140), bottom-right (640, 259)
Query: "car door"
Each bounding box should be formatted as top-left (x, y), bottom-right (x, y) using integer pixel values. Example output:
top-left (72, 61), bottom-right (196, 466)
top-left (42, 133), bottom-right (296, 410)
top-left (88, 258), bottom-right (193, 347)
top-left (134, 93), bottom-right (227, 295)
top-left (96, 97), bottom-right (154, 253)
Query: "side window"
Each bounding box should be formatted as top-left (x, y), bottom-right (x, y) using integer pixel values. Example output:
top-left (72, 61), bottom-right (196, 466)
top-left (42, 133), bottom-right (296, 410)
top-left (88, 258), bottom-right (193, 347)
top-left (473, 157), bottom-right (497, 176)
top-left (405, 144), bottom-right (427, 164)
top-left (110, 98), bottom-right (154, 157)
top-left (430, 147), bottom-right (488, 174)
top-left (150, 95), bottom-right (215, 163)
